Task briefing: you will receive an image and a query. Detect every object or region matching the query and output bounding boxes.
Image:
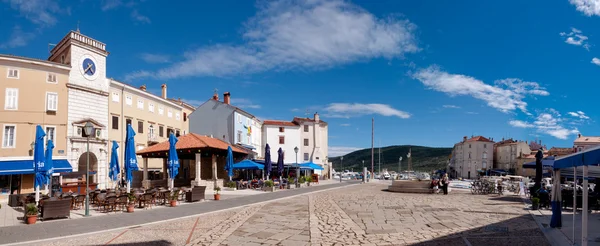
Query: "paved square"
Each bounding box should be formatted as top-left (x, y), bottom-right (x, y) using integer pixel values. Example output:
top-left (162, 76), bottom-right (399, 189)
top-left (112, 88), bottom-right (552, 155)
top-left (37, 183), bottom-right (549, 246)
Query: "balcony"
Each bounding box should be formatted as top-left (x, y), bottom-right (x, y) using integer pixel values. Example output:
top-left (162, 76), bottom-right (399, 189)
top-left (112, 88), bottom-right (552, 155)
top-left (148, 134), bottom-right (159, 145)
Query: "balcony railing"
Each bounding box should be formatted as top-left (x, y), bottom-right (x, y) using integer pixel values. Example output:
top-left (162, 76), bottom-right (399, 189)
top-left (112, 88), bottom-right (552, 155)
top-left (148, 134), bottom-right (158, 143)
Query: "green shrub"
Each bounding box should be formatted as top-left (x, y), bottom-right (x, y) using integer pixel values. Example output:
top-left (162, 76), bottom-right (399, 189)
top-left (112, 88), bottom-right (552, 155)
top-left (531, 197), bottom-right (540, 205)
top-left (214, 186), bottom-right (221, 194)
top-left (298, 176), bottom-right (306, 184)
top-left (26, 203), bottom-right (38, 216)
top-left (305, 176), bottom-right (313, 183)
top-left (264, 180), bottom-right (274, 187)
top-left (226, 181), bottom-right (236, 188)
top-left (287, 177), bottom-right (295, 184)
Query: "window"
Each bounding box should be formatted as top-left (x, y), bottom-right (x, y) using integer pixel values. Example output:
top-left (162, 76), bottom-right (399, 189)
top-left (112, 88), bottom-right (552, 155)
top-left (4, 88), bottom-right (18, 110)
top-left (7, 68), bottom-right (18, 79)
top-left (183, 112), bottom-right (187, 122)
top-left (148, 125), bottom-right (154, 138)
top-left (304, 138), bottom-right (309, 146)
top-left (45, 126), bottom-right (55, 145)
top-left (167, 109), bottom-right (172, 118)
top-left (46, 92), bottom-right (58, 111)
top-left (137, 99), bottom-right (144, 109)
top-left (237, 131), bottom-right (242, 143)
top-left (175, 113), bottom-right (180, 121)
top-left (304, 153), bottom-right (309, 161)
top-left (158, 106), bottom-right (164, 115)
top-left (483, 152), bottom-right (487, 159)
top-left (125, 95), bottom-right (132, 106)
top-left (47, 73), bottom-right (57, 83)
top-left (468, 152), bottom-right (471, 159)
top-left (149, 103), bottom-right (154, 113)
top-left (159, 126), bottom-right (164, 137)
top-left (125, 118), bottom-right (132, 126)
top-left (166, 128), bottom-right (173, 136)
top-left (176, 130), bottom-right (180, 137)
top-left (138, 121), bottom-right (144, 133)
top-left (112, 116), bottom-right (119, 130)
top-left (112, 92), bottom-right (119, 102)
top-left (279, 136), bottom-right (285, 144)
top-left (279, 127), bottom-right (284, 133)
top-left (2, 125), bottom-right (16, 148)
top-left (304, 125), bottom-right (309, 132)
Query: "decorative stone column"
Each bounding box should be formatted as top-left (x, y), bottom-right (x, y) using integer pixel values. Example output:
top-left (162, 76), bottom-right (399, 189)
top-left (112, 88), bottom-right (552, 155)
top-left (192, 152), bottom-right (201, 187)
top-left (142, 158), bottom-right (150, 189)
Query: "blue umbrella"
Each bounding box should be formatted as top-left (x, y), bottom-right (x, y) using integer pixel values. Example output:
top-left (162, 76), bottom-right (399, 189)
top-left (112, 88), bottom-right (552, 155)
top-left (33, 125), bottom-right (46, 203)
top-left (124, 124), bottom-right (139, 192)
top-left (167, 133), bottom-right (179, 189)
top-left (233, 160), bottom-right (264, 170)
top-left (109, 141), bottom-right (120, 182)
top-left (277, 148), bottom-right (284, 178)
top-left (44, 139), bottom-right (55, 187)
top-left (264, 144), bottom-right (271, 180)
top-left (225, 146), bottom-right (234, 180)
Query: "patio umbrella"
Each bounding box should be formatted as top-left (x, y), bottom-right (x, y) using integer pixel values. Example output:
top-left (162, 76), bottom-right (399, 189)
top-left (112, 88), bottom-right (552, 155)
top-left (277, 147), bottom-right (284, 181)
top-left (44, 139), bottom-right (55, 197)
top-left (264, 144), bottom-right (271, 180)
top-left (226, 146), bottom-right (234, 181)
top-left (33, 125), bottom-right (46, 204)
top-left (124, 124), bottom-right (139, 193)
top-left (167, 133), bottom-right (179, 190)
top-left (109, 141), bottom-right (120, 187)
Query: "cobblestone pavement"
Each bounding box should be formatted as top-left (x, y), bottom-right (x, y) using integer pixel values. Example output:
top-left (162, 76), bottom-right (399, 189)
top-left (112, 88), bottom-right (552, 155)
top-left (37, 183), bottom-right (549, 246)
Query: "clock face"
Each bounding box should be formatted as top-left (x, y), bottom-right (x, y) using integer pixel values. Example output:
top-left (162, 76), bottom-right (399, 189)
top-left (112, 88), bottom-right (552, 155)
top-left (82, 58), bottom-right (96, 76)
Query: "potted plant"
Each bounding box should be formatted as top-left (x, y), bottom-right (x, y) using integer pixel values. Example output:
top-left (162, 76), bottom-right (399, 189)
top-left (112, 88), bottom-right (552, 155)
top-left (25, 203), bottom-right (38, 224)
top-left (214, 186), bottom-right (221, 200)
top-left (169, 190), bottom-right (180, 207)
top-left (127, 193), bottom-right (136, 213)
top-left (226, 181), bottom-right (237, 191)
top-left (287, 177), bottom-right (294, 189)
top-left (264, 180), bottom-right (275, 192)
top-left (298, 176), bottom-right (306, 187)
top-left (531, 197), bottom-right (540, 210)
top-left (305, 176), bottom-right (313, 186)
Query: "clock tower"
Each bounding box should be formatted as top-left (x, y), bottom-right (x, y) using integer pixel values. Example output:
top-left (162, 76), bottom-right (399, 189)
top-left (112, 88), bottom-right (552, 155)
top-left (49, 30), bottom-right (110, 188)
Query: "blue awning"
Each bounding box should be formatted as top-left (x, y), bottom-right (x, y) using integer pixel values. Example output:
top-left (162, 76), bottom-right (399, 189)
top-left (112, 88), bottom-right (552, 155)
top-left (523, 156), bottom-right (555, 169)
top-left (0, 159), bottom-right (73, 175)
top-left (554, 145), bottom-right (600, 169)
top-left (299, 162), bottom-right (324, 170)
top-left (233, 160), bottom-right (264, 170)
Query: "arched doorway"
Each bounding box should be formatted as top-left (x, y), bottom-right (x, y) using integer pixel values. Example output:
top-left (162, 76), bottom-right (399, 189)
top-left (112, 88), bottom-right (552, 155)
top-left (78, 152), bottom-right (98, 184)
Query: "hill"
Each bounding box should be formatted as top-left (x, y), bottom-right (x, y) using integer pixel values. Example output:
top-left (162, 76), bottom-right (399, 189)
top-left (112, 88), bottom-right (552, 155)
top-left (329, 145), bottom-right (452, 173)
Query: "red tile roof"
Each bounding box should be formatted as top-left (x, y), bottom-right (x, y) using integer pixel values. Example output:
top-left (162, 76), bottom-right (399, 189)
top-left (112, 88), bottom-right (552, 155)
top-left (136, 133), bottom-right (248, 155)
top-left (263, 120), bottom-right (298, 127)
top-left (465, 136), bottom-right (494, 143)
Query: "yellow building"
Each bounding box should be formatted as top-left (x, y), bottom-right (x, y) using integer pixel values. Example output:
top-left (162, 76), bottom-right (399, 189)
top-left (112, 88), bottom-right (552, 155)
top-left (0, 55), bottom-right (73, 198)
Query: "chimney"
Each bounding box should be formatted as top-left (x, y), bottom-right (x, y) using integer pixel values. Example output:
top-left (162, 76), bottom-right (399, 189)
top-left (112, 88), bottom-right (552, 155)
top-left (161, 84), bottom-right (167, 99)
top-left (314, 112), bottom-right (320, 123)
top-left (139, 85), bottom-right (147, 91)
top-left (463, 136), bottom-right (467, 142)
top-left (223, 92), bottom-right (231, 104)
top-left (212, 93), bottom-right (219, 100)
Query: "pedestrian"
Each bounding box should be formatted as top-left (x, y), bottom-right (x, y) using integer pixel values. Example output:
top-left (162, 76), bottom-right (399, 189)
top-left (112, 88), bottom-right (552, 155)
top-left (441, 173), bottom-right (449, 195)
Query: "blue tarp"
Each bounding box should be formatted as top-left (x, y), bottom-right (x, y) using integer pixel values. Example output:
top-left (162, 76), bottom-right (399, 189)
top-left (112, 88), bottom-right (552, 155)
top-left (553, 145), bottom-right (600, 169)
top-left (0, 159), bottom-right (72, 175)
top-left (523, 156), bottom-right (555, 169)
top-left (299, 162), bottom-right (324, 170)
top-left (233, 160), bottom-right (264, 170)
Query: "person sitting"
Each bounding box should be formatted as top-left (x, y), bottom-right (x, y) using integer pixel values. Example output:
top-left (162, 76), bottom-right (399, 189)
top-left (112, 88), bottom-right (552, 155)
top-left (537, 186), bottom-right (550, 209)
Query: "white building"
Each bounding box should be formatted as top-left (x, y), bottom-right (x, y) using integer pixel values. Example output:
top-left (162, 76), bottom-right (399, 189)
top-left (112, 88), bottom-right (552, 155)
top-left (573, 133), bottom-right (600, 153)
top-left (294, 114), bottom-right (328, 166)
top-left (450, 136), bottom-right (494, 179)
top-left (48, 31), bottom-right (110, 188)
top-left (262, 120), bottom-right (301, 164)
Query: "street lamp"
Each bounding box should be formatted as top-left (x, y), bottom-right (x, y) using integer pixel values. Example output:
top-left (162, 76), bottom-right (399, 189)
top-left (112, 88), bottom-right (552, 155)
top-left (83, 122), bottom-right (94, 217)
top-left (294, 146), bottom-right (299, 186)
top-left (340, 156), bottom-right (344, 182)
top-left (398, 157), bottom-right (403, 179)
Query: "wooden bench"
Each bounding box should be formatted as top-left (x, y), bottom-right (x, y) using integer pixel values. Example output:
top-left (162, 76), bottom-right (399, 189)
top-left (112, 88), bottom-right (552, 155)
top-left (41, 199), bottom-right (71, 221)
top-left (185, 186), bottom-right (206, 202)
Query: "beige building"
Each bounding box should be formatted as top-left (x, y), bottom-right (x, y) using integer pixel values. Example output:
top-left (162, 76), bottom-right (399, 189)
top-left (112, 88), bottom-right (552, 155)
top-left (168, 97), bottom-right (195, 135)
top-left (108, 81), bottom-right (189, 179)
top-left (573, 133), bottom-right (600, 152)
top-left (493, 138), bottom-right (530, 172)
top-left (0, 55), bottom-right (71, 196)
top-left (294, 114), bottom-right (329, 175)
top-left (450, 136), bottom-right (494, 179)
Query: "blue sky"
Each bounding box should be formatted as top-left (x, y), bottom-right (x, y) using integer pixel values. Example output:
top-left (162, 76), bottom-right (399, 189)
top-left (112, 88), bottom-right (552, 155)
top-left (2, 0), bottom-right (600, 156)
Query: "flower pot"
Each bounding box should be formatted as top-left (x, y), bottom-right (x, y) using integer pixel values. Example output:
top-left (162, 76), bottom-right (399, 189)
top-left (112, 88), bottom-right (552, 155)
top-left (127, 204), bottom-right (135, 213)
top-left (214, 194), bottom-right (221, 200)
top-left (287, 184), bottom-right (291, 189)
top-left (26, 215), bottom-right (37, 224)
top-left (170, 200), bottom-right (177, 207)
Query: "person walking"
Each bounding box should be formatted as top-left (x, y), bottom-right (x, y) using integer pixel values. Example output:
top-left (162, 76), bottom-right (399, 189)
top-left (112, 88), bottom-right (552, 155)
top-left (441, 173), bottom-right (449, 195)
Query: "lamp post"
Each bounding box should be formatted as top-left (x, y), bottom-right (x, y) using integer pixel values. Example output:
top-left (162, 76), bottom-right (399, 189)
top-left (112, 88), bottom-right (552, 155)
top-left (83, 122), bottom-right (94, 217)
top-left (340, 156), bottom-right (344, 182)
top-left (398, 157), bottom-right (403, 179)
top-left (294, 146), bottom-right (299, 186)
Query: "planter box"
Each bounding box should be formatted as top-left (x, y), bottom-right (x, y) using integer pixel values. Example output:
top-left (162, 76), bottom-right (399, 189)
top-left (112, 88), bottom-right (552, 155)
top-left (224, 187), bottom-right (236, 191)
top-left (263, 186), bottom-right (275, 192)
top-left (295, 184), bottom-right (301, 189)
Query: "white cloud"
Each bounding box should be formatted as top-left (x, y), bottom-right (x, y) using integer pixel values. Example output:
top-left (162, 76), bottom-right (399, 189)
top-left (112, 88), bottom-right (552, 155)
top-left (411, 66), bottom-right (549, 114)
top-left (140, 53), bottom-right (170, 63)
top-left (592, 57), bottom-right (600, 66)
top-left (340, 123), bottom-right (351, 127)
top-left (508, 110), bottom-right (579, 140)
top-left (568, 110), bottom-right (590, 119)
top-left (131, 9), bottom-right (150, 24)
top-left (0, 26), bottom-right (35, 49)
top-left (442, 105), bottom-right (460, 109)
top-left (328, 146), bottom-right (362, 157)
top-left (125, 0), bottom-right (419, 80)
top-left (324, 103), bottom-right (410, 119)
top-left (570, 0), bottom-right (600, 16)
top-left (101, 0), bottom-right (123, 11)
top-left (4, 0), bottom-right (62, 26)
top-left (560, 27), bottom-right (590, 50)
top-left (466, 111), bottom-right (479, 115)
top-left (230, 98), bottom-right (261, 109)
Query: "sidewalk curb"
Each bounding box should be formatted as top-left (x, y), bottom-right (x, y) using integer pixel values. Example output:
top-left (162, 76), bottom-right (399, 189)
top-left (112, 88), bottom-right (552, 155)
top-left (520, 196), bottom-right (573, 246)
top-left (2, 182), bottom-right (359, 246)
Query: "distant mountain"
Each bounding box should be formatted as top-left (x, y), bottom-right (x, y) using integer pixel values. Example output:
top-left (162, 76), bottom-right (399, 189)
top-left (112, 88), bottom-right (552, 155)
top-left (329, 145), bottom-right (452, 173)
